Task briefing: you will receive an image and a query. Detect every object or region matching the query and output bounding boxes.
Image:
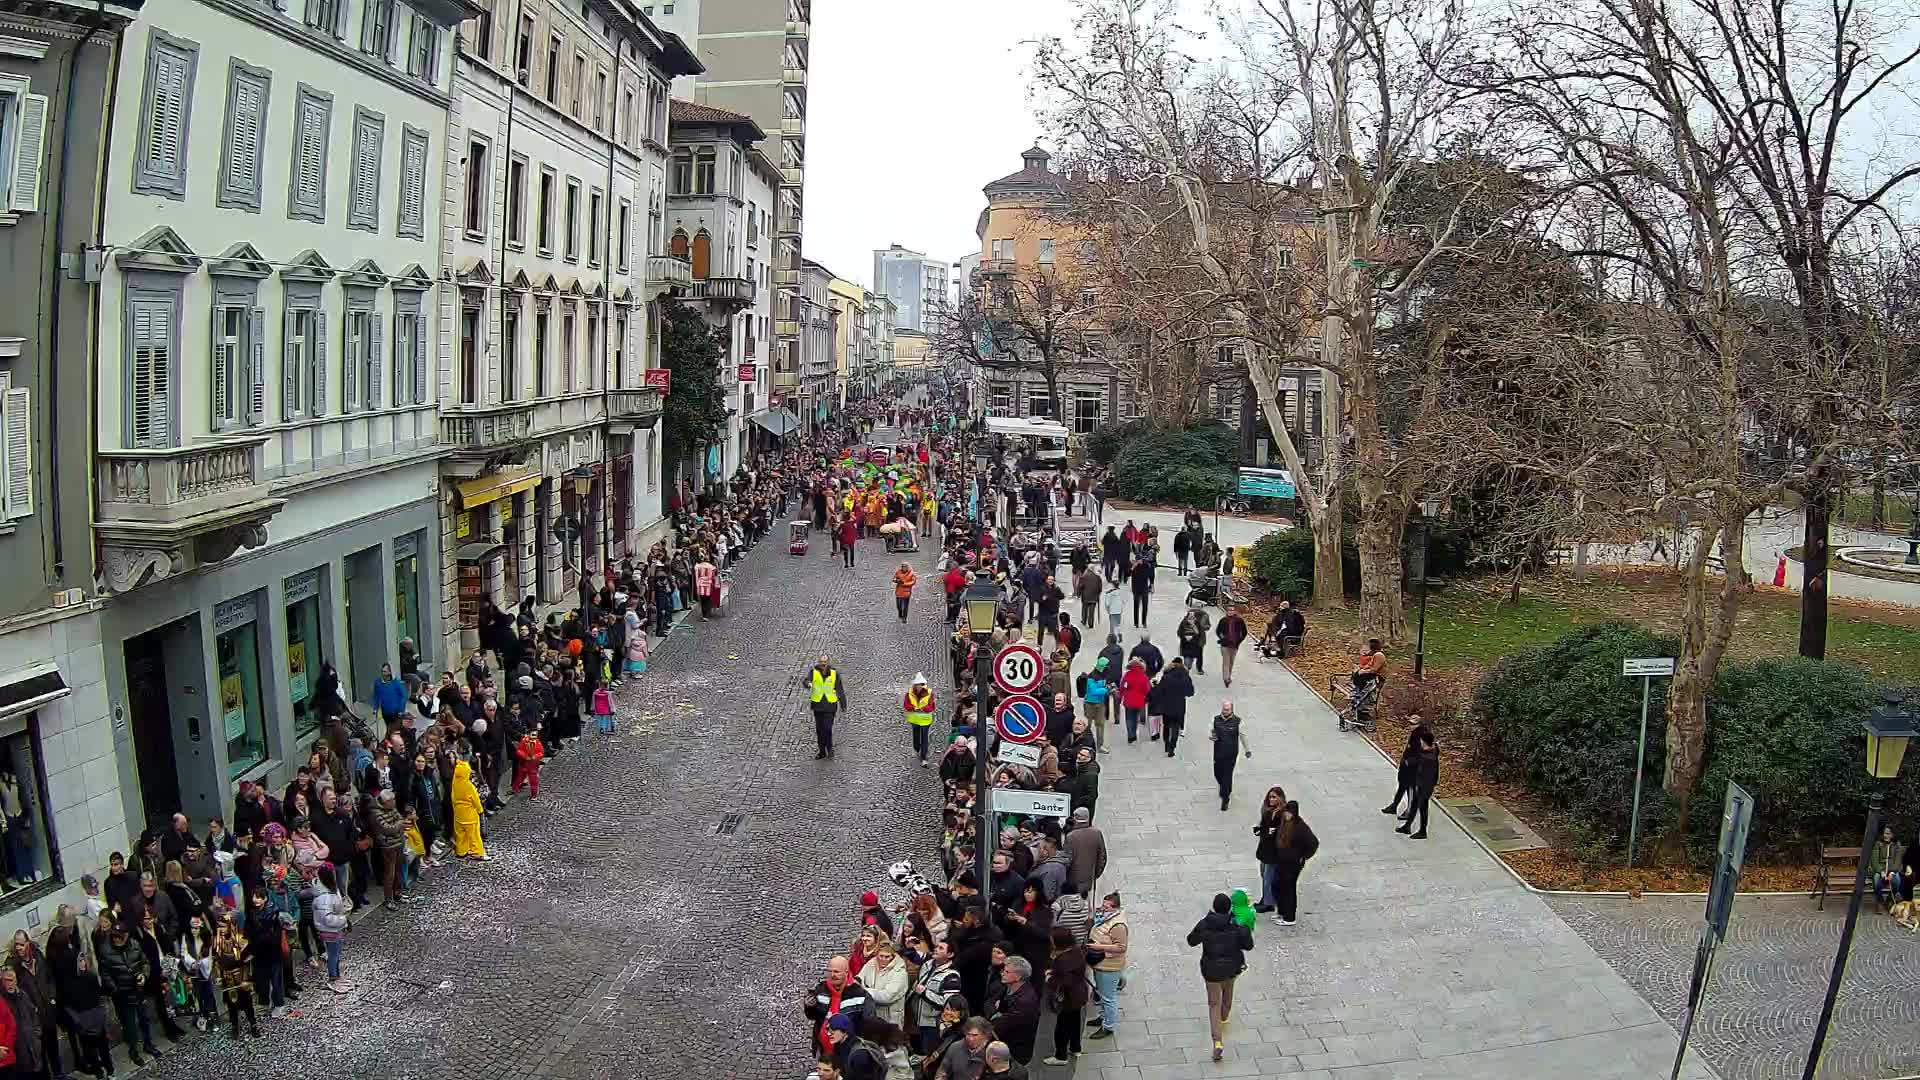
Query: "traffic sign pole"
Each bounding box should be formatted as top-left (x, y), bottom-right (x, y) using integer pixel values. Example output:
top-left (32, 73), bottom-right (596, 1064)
top-left (1623, 657), bottom-right (1676, 867)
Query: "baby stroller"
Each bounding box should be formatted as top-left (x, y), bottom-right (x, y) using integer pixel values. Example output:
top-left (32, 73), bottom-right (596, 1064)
top-left (788, 520), bottom-right (810, 556)
top-left (1332, 675), bottom-right (1382, 733)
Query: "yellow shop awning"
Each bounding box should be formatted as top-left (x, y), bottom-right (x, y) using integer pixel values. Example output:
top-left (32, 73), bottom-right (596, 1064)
top-left (454, 467), bottom-right (543, 509)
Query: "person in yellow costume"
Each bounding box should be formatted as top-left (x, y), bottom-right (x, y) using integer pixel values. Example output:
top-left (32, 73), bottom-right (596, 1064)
top-left (450, 759), bottom-right (488, 859)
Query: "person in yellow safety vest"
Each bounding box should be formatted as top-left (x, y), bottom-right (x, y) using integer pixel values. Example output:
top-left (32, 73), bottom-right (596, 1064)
top-left (903, 673), bottom-right (937, 766)
top-left (809, 656), bottom-right (850, 760)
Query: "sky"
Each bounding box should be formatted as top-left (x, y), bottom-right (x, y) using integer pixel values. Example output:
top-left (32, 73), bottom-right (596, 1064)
top-left (800, 0), bottom-right (1079, 290)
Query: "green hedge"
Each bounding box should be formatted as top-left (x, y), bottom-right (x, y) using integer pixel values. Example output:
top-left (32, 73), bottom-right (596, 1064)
top-left (1247, 526), bottom-right (1360, 600)
top-left (1109, 424), bottom-right (1239, 506)
top-left (1472, 623), bottom-right (1681, 852)
top-left (1472, 624), bottom-right (1920, 862)
top-left (1085, 421), bottom-right (1146, 466)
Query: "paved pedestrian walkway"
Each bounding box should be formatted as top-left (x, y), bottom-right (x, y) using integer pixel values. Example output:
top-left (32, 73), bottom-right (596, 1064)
top-left (1064, 509), bottom-right (1715, 1080)
top-left (1546, 893), bottom-right (1920, 1080)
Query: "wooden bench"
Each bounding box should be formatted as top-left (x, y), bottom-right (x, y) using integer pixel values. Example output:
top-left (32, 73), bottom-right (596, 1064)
top-left (1811, 845), bottom-right (1861, 910)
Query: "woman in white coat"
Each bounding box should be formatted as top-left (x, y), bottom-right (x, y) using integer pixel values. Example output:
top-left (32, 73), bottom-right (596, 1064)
top-left (860, 934), bottom-right (911, 1030)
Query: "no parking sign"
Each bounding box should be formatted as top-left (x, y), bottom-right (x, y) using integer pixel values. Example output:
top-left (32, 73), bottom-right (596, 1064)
top-left (994, 694), bottom-right (1045, 745)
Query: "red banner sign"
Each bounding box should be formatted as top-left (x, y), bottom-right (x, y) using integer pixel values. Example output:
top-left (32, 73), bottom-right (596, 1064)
top-left (643, 369), bottom-right (671, 393)
top-left (737, 363), bottom-right (756, 383)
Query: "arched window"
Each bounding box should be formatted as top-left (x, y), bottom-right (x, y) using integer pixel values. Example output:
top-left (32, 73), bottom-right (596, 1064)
top-left (690, 230), bottom-right (712, 279)
top-left (669, 229), bottom-right (690, 260)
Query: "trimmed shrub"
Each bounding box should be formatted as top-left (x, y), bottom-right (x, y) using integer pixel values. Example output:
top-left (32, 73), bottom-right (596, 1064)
top-left (1109, 424), bottom-right (1240, 506)
top-left (1085, 421), bottom-right (1146, 466)
top-left (1698, 658), bottom-right (1920, 851)
top-left (1246, 526), bottom-right (1362, 600)
top-left (1473, 624), bottom-right (1920, 862)
top-left (1470, 623), bottom-right (1682, 851)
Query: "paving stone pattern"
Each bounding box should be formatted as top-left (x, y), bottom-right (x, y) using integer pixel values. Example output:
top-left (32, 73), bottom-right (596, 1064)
top-left (1546, 893), bottom-right (1920, 1080)
top-left (136, 455), bottom-right (948, 1079)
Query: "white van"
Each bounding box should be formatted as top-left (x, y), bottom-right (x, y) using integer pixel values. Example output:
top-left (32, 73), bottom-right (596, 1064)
top-left (985, 416), bottom-right (1071, 464)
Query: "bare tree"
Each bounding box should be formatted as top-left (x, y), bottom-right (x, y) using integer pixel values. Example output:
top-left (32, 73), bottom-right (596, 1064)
top-left (930, 265), bottom-right (1109, 421)
top-left (1034, 0), bottom-right (1522, 635)
top-left (1472, 0), bottom-right (1916, 842)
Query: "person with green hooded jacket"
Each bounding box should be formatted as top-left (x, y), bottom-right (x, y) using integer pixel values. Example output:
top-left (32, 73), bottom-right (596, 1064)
top-left (1076, 657), bottom-right (1111, 752)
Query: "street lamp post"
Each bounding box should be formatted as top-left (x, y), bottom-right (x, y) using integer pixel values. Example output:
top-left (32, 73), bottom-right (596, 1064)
top-left (1801, 700), bottom-right (1918, 1080)
top-left (965, 582), bottom-right (1000, 903)
top-left (1413, 496), bottom-right (1443, 680)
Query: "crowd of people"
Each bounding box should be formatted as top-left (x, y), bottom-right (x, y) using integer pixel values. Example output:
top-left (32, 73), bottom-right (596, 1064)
top-left (0, 401), bottom-right (947, 1076)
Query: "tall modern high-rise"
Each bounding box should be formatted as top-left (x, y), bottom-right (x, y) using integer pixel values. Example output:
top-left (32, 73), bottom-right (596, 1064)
top-left (873, 244), bottom-right (949, 335)
top-left (643, 0), bottom-right (808, 421)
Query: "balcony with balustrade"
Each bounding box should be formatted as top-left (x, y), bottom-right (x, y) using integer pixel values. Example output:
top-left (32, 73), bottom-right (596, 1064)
top-left (644, 253), bottom-right (694, 302)
top-left (696, 276), bottom-right (757, 308)
top-left (95, 437), bottom-right (286, 593)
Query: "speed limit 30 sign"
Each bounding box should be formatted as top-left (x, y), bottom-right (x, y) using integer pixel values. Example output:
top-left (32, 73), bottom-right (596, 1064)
top-left (992, 641), bottom-right (1045, 695)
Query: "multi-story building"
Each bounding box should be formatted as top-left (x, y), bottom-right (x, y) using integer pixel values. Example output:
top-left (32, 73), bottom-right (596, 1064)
top-left (799, 259), bottom-right (834, 431)
top-left (645, 0), bottom-right (807, 451)
top-left (871, 243), bottom-right (946, 336)
top-left (952, 252), bottom-right (978, 312)
top-left (91, 0), bottom-right (477, 832)
top-left (665, 99), bottom-right (781, 473)
top-left (0, 0), bottom-right (139, 940)
top-left (870, 296), bottom-right (896, 397)
top-left (827, 275), bottom-right (864, 412)
top-left (439, 0), bottom-right (697, 650)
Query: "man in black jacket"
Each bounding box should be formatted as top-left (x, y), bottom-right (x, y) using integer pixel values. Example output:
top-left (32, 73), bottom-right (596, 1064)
top-left (1152, 657), bottom-right (1195, 756)
top-left (313, 788), bottom-right (364, 909)
top-left (986, 956), bottom-right (1041, 1064)
top-left (1187, 893), bottom-right (1254, 1062)
top-left (947, 903), bottom-right (1003, 1011)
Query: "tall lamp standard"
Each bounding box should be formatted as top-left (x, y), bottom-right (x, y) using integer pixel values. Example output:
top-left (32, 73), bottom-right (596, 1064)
top-left (1413, 495), bottom-right (1443, 680)
top-left (965, 581), bottom-right (1001, 902)
top-left (1801, 699), bottom-right (1918, 1080)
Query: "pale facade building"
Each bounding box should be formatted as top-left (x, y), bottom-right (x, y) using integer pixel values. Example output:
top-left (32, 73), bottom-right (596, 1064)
top-left (440, 0), bottom-right (696, 647)
top-left (91, 0), bottom-right (476, 837)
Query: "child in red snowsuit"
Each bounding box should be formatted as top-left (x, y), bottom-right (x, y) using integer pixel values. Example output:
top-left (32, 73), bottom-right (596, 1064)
top-left (511, 726), bottom-right (547, 798)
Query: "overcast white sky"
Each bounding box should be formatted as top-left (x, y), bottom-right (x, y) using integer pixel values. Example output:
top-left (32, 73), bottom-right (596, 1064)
top-left (800, 0), bottom-right (1078, 290)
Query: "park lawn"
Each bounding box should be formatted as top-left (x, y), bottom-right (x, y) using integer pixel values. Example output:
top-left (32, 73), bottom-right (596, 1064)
top-left (1279, 566), bottom-right (1920, 891)
top-left (1371, 568), bottom-right (1920, 680)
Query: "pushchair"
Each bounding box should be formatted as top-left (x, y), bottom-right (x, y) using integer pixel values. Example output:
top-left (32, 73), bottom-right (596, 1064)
top-left (788, 520), bottom-right (810, 556)
top-left (1331, 675), bottom-right (1382, 732)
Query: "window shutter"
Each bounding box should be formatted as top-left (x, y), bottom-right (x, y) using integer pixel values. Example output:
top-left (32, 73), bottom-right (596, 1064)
top-left (150, 52), bottom-right (188, 180)
top-left (367, 313), bottom-right (383, 409)
top-left (400, 133), bottom-right (425, 233)
top-left (311, 311), bottom-right (328, 415)
top-left (128, 301), bottom-right (171, 447)
top-left (343, 315), bottom-right (359, 410)
top-left (354, 124), bottom-right (376, 219)
top-left (248, 307), bottom-right (267, 423)
top-left (210, 306), bottom-right (230, 428)
top-left (2, 386), bottom-right (29, 520)
top-left (413, 312), bottom-right (428, 404)
top-left (296, 98), bottom-right (325, 211)
top-left (283, 310), bottom-right (301, 417)
top-left (9, 94), bottom-right (48, 213)
top-left (229, 79), bottom-right (263, 195)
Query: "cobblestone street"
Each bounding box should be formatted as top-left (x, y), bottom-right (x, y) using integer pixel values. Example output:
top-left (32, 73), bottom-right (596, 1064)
top-left (136, 466), bottom-right (949, 1080)
top-left (1546, 893), bottom-right (1920, 1080)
